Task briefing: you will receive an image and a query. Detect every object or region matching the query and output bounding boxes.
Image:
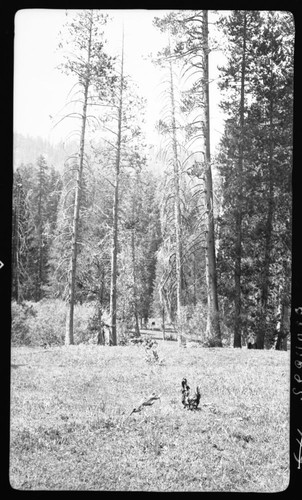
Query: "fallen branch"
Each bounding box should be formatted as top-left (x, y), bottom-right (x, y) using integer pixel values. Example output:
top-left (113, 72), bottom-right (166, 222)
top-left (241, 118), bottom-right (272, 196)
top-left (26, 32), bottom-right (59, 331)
top-left (127, 392), bottom-right (161, 418)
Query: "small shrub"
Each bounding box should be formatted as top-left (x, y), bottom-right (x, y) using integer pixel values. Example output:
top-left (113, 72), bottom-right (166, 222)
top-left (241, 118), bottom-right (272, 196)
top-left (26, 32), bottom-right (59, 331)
top-left (117, 321), bottom-right (131, 345)
top-left (26, 299), bottom-right (66, 346)
top-left (11, 299), bottom-right (104, 347)
top-left (174, 303), bottom-right (208, 345)
top-left (174, 304), bottom-right (231, 347)
top-left (73, 302), bottom-right (96, 344)
top-left (11, 301), bottom-right (36, 346)
top-left (143, 336), bottom-right (164, 364)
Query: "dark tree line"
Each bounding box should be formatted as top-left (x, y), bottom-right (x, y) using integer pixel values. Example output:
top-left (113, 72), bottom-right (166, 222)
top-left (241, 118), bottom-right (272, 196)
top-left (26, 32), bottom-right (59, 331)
top-left (216, 10), bottom-right (293, 349)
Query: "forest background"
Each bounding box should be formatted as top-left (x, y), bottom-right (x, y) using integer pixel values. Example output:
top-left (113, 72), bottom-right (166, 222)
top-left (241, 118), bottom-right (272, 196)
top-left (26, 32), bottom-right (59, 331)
top-left (11, 9), bottom-right (294, 350)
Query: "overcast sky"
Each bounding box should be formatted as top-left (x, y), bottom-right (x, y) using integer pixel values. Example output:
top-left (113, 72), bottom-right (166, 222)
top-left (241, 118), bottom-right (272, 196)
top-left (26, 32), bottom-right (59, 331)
top-left (14, 9), bottom-right (226, 152)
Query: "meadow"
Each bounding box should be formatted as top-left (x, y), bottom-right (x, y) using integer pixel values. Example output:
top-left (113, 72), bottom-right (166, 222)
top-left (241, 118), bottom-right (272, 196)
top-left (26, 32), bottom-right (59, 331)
top-left (10, 341), bottom-right (290, 492)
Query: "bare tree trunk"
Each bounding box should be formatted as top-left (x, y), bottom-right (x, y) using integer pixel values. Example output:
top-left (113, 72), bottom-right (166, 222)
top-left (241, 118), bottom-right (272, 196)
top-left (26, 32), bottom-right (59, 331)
top-left (168, 48), bottom-right (183, 346)
top-left (96, 269), bottom-right (105, 345)
top-left (256, 87), bottom-right (274, 349)
top-left (38, 230), bottom-right (43, 301)
top-left (234, 12), bottom-right (247, 348)
top-left (131, 225), bottom-right (140, 337)
top-left (256, 182), bottom-right (273, 349)
top-left (109, 173), bottom-right (119, 345)
top-left (202, 11), bottom-right (222, 346)
top-left (193, 253), bottom-right (197, 306)
top-left (161, 306), bottom-right (166, 340)
top-left (37, 167), bottom-right (43, 302)
top-left (276, 301), bottom-right (289, 351)
top-left (160, 286), bottom-right (173, 325)
top-left (109, 27), bottom-right (124, 346)
top-left (205, 249), bottom-right (211, 337)
top-left (14, 183), bottom-right (21, 304)
top-left (65, 16), bottom-right (92, 346)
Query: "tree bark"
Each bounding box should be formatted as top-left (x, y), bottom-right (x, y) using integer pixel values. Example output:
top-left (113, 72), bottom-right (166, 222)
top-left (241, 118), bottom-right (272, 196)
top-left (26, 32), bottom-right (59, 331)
top-left (255, 85), bottom-right (274, 349)
top-left (234, 12), bottom-right (247, 348)
top-left (36, 157), bottom-right (45, 302)
top-left (131, 224), bottom-right (140, 337)
top-left (65, 14), bottom-right (92, 346)
top-left (168, 47), bottom-right (183, 346)
top-left (160, 284), bottom-right (174, 325)
top-left (202, 11), bottom-right (222, 346)
top-left (109, 27), bottom-right (124, 346)
top-left (161, 306), bottom-right (166, 340)
top-left (13, 181), bottom-right (21, 304)
top-left (96, 269), bottom-right (105, 345)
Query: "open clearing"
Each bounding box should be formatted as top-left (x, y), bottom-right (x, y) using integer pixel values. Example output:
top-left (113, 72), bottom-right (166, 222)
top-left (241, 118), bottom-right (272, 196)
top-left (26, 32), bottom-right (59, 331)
top-left (10, 341), bottom-right (290, 492)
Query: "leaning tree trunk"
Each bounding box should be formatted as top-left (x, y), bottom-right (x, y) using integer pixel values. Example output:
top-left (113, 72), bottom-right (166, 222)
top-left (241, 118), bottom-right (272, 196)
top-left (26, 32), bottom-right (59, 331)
top-left (109, 28), bottom-right (124, 346)
top-left (65, 22), bottom-right (92, 346)
top-left (202, 10), bottom-right (222, 346)
top-left (234, 11), bottom-right (247, 348)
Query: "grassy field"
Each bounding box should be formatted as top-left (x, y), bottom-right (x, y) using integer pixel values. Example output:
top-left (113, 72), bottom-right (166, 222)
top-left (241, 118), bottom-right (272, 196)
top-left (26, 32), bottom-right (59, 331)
top-left (10, 340), bottom-right (290, 492)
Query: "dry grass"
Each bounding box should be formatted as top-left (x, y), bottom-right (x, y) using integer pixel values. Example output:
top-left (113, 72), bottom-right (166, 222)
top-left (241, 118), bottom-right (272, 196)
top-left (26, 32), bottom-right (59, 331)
top-left (10, 343), bottom-right (290, 491)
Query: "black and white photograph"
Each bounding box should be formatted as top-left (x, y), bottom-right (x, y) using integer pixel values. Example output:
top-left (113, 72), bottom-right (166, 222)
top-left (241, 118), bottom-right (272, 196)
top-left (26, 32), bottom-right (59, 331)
top-left (10, 9), bottom-right (294, 491)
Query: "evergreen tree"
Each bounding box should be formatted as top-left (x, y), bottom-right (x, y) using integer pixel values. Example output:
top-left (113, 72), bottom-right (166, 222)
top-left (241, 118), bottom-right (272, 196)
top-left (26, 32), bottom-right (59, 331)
top-left (216, 10), bottom-right (294, 348)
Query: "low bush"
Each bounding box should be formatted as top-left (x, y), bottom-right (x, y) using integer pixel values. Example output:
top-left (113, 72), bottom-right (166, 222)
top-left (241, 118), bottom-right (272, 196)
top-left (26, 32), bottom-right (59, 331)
top-left (11, 300), bottom-right (97, 347)
top-left (174, 303), bottom-right (232, 347)
top-left (73, 302), bottom-right (96, 345)
top-left (11, 301), bottom-right (36, 346)
top-left (26, 299), bottom-right (66, 346)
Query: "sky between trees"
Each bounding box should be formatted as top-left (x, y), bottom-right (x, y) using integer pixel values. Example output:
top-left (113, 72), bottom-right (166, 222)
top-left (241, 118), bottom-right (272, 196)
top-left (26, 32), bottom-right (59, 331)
top-left (13, 9), bottom-right (226, 152)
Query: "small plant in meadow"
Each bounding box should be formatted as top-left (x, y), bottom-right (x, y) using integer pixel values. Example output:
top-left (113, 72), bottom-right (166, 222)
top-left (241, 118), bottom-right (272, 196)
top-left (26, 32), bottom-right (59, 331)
top-left (143, 337), bottom-right (164, 365)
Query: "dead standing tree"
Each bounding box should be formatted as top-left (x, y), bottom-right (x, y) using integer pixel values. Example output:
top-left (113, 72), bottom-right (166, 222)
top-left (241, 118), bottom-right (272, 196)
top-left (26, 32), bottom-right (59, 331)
top-left (153, 11), bottom-right (222, 347)
top-left (109, 27), bottom-right (124, 346)
top-left (201, 11), bottom-right (222, 346)
top-left (57, 10), bottom-right (115, 345)
top-left (168, 47), bottom-right (185, 346)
